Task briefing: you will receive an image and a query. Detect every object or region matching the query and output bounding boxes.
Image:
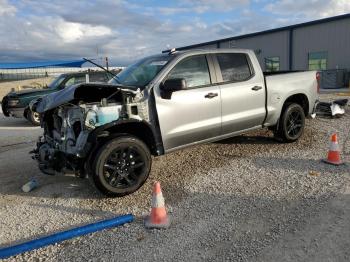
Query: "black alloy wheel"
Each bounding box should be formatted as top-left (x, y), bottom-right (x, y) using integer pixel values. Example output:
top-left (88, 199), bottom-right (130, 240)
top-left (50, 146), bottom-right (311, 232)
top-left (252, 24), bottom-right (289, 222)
top-left (91, 136), bottom-right (151, 197)
top-left (103, 146), bottom-right (146, 188)
top-left (286, 110), bottom-right (303, 138)
top-left (274, 103), bottom-right (305, 142)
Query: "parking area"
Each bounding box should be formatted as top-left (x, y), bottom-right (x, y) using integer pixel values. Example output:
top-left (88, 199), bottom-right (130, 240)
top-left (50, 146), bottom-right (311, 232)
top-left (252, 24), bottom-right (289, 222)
top-left (1, 94), bottom-right (350, 261)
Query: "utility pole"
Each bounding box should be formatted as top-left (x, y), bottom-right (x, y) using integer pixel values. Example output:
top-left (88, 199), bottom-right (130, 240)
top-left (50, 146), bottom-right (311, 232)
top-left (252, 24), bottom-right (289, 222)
top-left (105, 57), bottom-right (109, 71)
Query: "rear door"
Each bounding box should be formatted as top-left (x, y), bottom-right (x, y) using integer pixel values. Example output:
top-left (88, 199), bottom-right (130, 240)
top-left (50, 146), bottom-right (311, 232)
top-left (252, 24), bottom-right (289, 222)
top-left (213, 52), bottom-right (266, 134)
top-left (154, 54), bottom-right (221, 151)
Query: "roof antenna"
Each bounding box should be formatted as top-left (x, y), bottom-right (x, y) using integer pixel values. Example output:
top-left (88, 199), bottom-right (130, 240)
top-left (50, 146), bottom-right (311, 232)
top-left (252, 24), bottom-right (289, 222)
top-left (162, 46), bottom-right (177, 54)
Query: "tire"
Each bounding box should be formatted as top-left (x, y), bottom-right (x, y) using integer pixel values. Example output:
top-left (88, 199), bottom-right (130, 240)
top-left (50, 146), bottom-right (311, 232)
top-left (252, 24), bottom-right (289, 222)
top-left (1, 97), bottom-right (10, 117)
top-left (274, 103), bottom-right (305, 143)
top-left (27, 109), bottom-right (41, 126)
top-left (91, 136), bottom-right (152, 197)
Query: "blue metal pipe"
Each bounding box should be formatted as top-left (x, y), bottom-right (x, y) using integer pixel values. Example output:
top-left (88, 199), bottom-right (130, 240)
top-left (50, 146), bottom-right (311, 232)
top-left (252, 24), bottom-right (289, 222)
top-left (0, 214), bottom-right (134, 259)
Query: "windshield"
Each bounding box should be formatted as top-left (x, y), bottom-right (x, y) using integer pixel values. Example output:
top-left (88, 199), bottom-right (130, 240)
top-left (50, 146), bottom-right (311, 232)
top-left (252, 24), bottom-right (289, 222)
top-left (47, 75), bottom-right (66, 89)
top-left (109, 55), bottom-right (171, 89)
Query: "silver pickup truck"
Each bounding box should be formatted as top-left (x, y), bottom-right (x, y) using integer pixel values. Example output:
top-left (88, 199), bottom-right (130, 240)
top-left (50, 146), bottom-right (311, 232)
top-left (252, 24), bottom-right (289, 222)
top-left (31, 49), bottom-right (318, 197)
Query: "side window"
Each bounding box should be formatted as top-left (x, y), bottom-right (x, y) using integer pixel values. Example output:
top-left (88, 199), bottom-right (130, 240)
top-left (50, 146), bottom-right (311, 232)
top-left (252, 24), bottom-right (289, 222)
top-left (64, 75), bottom-right (86, 87)
top-left (73, 75), bottom-right (86, 84)
top-left (90, 73), bottom-right (109, 83)
top-left (167, 55), bottom-right (211, 88)
top-left (64, 77), bottom-right (75, 87)
top-left (216, 53), bottom-right (252, 83)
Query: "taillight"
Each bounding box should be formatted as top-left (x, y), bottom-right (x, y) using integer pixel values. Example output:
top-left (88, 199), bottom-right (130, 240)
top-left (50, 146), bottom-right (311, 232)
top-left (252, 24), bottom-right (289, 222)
top-left (316, 72), bottom-right (321, 93)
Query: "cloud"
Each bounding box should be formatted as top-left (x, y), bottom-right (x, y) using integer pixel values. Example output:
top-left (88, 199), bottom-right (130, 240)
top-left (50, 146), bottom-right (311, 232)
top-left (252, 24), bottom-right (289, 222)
top-left (0, 0), bottom-right (348, 65)
top-left (55, 21), bottom-right (112, 43)
top-left (265, 0), bottom-right (350, 18)
top-left (182, 0), bottom-right (250, 12)
top-left (158, 7), bottom-right (189, 15)
top-left (209, 11), bottom-right (291, 37)
top-left (0, 0), bottom-right (16, 16)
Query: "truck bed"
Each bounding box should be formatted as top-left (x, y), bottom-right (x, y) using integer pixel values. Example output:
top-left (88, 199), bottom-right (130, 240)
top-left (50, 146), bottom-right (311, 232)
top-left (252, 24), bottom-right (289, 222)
top-left (263, 70), bottom-right (318, 126)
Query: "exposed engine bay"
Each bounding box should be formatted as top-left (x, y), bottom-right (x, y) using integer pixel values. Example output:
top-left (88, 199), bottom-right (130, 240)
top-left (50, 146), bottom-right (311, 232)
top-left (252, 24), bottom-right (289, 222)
top-left (31, 83), bottom-right (150, 176)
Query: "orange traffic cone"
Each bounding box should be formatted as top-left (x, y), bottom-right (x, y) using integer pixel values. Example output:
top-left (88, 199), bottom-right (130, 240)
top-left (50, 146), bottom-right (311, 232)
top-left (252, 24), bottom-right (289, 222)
top-left (322, 133), bottom-right (343, 165)
top-left (145, 181), bottom-right (170, 229)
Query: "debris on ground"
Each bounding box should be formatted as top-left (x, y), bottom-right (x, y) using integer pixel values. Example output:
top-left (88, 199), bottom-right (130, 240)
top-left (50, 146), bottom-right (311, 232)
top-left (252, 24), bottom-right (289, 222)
top-left (315, 99), bottom-right (348, 118)
top-left (0, 214), bottom-right (134, 260)
top-left (21, 178), bottom-right (38, 193)
top-left (308, 171), bottom-right (320, 177)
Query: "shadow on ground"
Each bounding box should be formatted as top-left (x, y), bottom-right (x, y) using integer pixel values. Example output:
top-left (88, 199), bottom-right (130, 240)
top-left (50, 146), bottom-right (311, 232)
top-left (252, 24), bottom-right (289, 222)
top-left (0, 113), bottom-right (36, 128)
top-left (217, 135), bottom-right (278, 145)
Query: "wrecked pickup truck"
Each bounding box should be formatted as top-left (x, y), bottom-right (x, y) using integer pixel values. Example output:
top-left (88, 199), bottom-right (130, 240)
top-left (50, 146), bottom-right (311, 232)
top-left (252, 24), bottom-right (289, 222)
top-left (31, 49), bottom-right (318, 197)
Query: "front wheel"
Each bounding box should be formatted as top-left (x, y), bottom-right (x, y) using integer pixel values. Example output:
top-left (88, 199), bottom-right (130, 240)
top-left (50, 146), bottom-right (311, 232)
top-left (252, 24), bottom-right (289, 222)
top-left (274, 103), bottom-right (305, 143)
top-left (27, 109), bottom-right (41, 126)
top-left (91, 136), bottom-right (152, 197)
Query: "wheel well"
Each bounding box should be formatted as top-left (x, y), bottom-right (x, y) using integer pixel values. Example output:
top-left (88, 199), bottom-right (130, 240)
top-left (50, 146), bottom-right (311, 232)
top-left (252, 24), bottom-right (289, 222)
top-left (283, 94), bottom-right (309, 115)
top-left (100, 122), bottom-right (159, 155)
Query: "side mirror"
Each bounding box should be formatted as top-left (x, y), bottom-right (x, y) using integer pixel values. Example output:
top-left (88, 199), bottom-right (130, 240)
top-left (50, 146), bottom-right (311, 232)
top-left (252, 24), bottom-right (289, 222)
top-left (161, 78), bottom-right (187, 92)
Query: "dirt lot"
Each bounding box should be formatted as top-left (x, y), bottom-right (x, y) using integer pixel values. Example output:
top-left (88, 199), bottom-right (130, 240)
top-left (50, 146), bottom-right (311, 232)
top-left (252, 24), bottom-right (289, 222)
top-left (0, 77), bottom-right (53, 100)
top-left (0, 94), bottom-right (350, 262)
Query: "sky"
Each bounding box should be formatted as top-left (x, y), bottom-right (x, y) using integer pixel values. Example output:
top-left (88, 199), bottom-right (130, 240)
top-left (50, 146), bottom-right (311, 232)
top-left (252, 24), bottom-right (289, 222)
top-left (0, 0), bottom-right (349, 65)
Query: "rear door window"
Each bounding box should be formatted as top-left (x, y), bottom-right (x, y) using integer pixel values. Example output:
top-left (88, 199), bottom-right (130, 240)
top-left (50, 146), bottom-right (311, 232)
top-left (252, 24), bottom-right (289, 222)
top-left (216, 53), bottom-right (253, 83)
top-left (167, 55), bottom-right (211, 88)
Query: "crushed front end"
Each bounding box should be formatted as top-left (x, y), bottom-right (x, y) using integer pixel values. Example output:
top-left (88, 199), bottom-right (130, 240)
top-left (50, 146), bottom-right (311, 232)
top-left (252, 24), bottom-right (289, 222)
top-left (30, 83), bottom-right (145, 177)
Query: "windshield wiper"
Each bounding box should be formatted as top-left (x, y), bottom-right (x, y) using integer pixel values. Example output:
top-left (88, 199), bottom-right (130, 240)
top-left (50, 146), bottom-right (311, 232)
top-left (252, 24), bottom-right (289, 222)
top-left (83, 58), bottom-right (119, 79)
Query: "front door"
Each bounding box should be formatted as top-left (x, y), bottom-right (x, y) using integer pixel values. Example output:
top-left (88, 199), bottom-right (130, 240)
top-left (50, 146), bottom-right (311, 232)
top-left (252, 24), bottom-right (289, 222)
top-left (154, 55), bottom-right (221, 151)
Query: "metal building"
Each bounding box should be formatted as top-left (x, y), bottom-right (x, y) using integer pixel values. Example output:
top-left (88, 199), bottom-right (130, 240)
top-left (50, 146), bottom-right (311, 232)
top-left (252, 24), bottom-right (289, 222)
top-left (172, 13), bottom-right (350, 88)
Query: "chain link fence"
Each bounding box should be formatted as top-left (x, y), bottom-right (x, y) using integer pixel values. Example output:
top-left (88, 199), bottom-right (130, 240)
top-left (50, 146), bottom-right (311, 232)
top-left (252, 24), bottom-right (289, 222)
top-left (0, 66), bottom-right (123, 82)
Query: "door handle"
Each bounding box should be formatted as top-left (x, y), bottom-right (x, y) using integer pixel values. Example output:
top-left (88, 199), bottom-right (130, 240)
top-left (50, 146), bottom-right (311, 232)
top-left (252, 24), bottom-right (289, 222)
top-left (205, 92), bottom-right (218, 99)
top-left (251, 86), bottom-right (263, 91)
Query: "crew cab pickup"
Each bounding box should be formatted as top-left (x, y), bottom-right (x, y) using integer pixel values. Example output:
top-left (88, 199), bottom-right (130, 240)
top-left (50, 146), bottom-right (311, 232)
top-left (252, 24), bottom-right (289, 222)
top-left (1, 71), bottom-right (112, 125)
top-left (31, 49), bottom-right (318, 197)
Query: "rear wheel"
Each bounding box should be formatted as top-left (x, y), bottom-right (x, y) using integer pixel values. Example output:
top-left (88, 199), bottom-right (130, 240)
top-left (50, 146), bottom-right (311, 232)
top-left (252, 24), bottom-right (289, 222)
top-left (91, 136), bottom-right (151, 197)
top-left (27, 109), bottom-right (41, 126)
top-left (274, 103), bottom-right (305, 143)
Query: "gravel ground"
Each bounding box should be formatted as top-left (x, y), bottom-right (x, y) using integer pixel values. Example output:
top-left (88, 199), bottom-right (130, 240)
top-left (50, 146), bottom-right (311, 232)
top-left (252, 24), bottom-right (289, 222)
top-left (0, 94), bottom-right (350, 261)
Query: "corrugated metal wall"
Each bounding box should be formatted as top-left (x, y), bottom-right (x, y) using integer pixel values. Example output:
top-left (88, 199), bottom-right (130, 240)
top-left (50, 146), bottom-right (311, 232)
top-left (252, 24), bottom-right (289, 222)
top-left (293, 19), bottom-right (350, 70)
top-left (220, 31), bottom-right (290, 71)
top-left (188, 17), bottom-right (350, 73)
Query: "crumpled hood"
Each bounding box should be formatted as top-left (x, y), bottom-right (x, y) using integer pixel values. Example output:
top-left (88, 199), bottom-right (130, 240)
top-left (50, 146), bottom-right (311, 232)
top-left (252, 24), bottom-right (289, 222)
top-left (35, 83), bottom-right (137, 113)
